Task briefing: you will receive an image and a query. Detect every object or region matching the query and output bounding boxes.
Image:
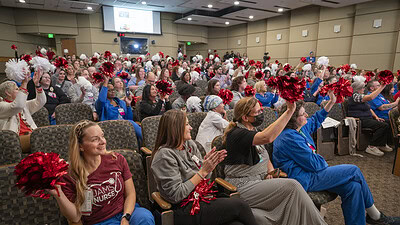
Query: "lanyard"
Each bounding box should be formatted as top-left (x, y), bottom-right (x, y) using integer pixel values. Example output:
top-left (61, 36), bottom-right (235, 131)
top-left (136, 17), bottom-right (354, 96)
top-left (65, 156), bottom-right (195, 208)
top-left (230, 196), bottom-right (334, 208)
top-left (299, 130), bottom-right (316, 154)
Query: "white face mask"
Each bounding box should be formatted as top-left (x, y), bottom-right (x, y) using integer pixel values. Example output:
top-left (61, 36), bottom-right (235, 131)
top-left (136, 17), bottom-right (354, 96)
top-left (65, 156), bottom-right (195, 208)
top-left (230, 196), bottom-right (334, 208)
top-left (157, 71), bottom-right (161, 76)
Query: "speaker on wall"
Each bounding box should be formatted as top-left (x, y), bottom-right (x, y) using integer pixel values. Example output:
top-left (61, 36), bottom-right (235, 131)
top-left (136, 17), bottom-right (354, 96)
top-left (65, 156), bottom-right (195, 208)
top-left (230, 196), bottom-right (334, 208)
top-left (114, 38), bottom-right (118, 43)
top-left (151, 40), bottom-right (156, 44)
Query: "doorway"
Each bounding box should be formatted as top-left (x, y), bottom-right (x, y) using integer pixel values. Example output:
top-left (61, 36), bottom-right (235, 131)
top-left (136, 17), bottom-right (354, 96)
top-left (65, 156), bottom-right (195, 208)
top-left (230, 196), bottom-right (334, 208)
top-left (61, 38), bottom-right (77, 56)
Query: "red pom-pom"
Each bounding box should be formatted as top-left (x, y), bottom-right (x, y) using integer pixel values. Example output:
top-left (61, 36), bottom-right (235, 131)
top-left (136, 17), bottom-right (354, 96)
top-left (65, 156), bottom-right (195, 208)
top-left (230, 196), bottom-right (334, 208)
top-left (283, 64), bottom-right (291, 72)
top-left (46, 51), bottom-right (55, 60)
top-left (244, 85), bottom-right (255, 97)
top-left (146, 52), bottom-right (150, 56)
top-left (341, 64), bottom-right (350, 74)
top-left (268, 76), bottom-right (306, 103)
top-left (124, 57), bottom-right (128, 61)
top-left (159, 51), bottom-right (164, 58)
top-left (236, 59), bottom-right (244, 67)
top-left (11, 44), bottom-right (17, 50)
top-left (275, 60), bottom-right (279, 64)
top-left (378, 70), bottom-right (394, 85)
top-left (255, 71), bottom-right (264, 80)
top-left (172, 60), bottom-right (180, 67)
top-left (104, 51), bottom-right (111, 59)
top-left (55, 57), bottom-right (68, 69)
top-left (22, 54), bottom-right (32, 64)
top-left (255, 61), bottom-right (263, 69)
top-left (249, 60), bottom-right (255, 66)
top-left (208, 71), bottom-right (215, 79)
top-left (119, 71), bottom-right (129, 79)
top-left (215, 54), bottom-right (220, 58)
top-left (300, 57), bottom-right (307, 63)
top-left (319, 77), bottom-right (353, 103)
top-left (364, 71), bottom-right (375, 83)
top-left (156, 80), bottom-right (174, 95)
top-left (205, 58), bottom-right (210, 63)
top-left (266, 76), bottom-right (278, 88)
top-left (15, 152), bottom-right (69, 199)
top-left (92, 72), bottom-right (105, 84)
top-left (184, 54), bottom-right (187, 59)
top-left (397, 70), bottom-right (400, 77)
top-left (91, 57), bottom-right (98, 65)
top-left (351, 70), bottom-right (357, 76)
top-left (218, 89), bottom-right (233, 105)
top-left (214, 50), bottom-right (217, 53)
top-left (245, 70), bottom-right (249, 79)
top-left (194, 67), bottom-right (201, 74)
top-left (137, 57), bottom-right (142, 63)
top-left (266, 56), bottom-right (271, 61)
top-left (100, 62), bottom-right (115, 78)
top-left (180, 179), bottom-right (217, 215)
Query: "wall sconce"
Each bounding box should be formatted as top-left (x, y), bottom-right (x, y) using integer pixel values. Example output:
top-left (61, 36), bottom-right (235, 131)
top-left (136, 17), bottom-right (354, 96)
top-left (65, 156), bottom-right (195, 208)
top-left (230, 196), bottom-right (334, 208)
top-left (334, 25), bottom-right (341, 33)
top-left (276, 34), bottom-right (282, 40)
top-left (256, 37), bottom-right (260, 43)
top-left (302, 30), bottom-right (308, 37)
top-left (373, 19), bottom-right (382, 28)
top-left (238, 39), bottom-right (241, 45)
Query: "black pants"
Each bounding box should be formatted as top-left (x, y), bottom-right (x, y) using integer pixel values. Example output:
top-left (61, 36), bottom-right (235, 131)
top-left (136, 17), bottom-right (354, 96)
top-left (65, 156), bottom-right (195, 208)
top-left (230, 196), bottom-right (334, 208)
top-left (173, 198), bottom-right (257, 225)
top-left (360, 118), bottom-right (390, 146)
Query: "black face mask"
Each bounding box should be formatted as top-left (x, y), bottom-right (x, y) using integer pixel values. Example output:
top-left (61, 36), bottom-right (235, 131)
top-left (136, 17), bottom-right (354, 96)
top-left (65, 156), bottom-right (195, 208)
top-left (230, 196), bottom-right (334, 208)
top-left (250, 113), bottom-right (264, 127)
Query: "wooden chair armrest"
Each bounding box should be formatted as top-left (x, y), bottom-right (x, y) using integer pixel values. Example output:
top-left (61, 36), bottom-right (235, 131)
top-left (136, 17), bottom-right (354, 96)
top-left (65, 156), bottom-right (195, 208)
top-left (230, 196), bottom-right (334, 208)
top-left (151, 192), bottom-right (172, 210)
top-left (141, 147), bottom-right (152, 155)
top-left (214, 178), bottom-right (237, 192)
top-left (68, 220), bottom-right (83, 225)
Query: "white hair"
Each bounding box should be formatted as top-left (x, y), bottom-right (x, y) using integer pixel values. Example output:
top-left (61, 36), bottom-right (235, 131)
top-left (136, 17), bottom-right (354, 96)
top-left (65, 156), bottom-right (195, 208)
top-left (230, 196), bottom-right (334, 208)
top-left (0, 81), bottom-right (17, 99)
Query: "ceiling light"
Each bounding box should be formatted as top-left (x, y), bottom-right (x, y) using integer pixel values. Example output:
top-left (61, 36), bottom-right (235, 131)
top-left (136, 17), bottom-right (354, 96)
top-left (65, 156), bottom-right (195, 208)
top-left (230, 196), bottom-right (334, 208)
top-left (134, 44), bottom-right (139, 49)
top-left (234, 1), bottom-right (239, 5)
top-left (249, 15), bottom-right (254, 19)
top-left (141, 1), bottom-right (147, 5)
top-left (225, 21), bottom-right (230, 25)
top-left (87, 6), bottom-right (93, 10)
top-left (19, 0), bottom-right (25, 3)
top-left (208, 4), bottom-right (213, 8)
top-left (278, 8), bottom-right (284, 12)
top-left (187, 17), bottom-right (192, 21)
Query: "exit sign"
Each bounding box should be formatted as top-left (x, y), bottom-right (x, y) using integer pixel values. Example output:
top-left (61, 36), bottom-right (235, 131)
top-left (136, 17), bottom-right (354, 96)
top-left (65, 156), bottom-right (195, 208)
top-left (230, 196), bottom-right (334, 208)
top-left (48, 33), bottom-right (54, 38)
top-left (187, 42), bottom-right (191, 46)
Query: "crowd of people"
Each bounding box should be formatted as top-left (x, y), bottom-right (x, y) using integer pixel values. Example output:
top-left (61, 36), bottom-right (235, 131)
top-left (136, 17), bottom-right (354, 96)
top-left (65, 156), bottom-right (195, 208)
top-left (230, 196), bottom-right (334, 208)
top-left (1, 46), bottom-right (400, 225)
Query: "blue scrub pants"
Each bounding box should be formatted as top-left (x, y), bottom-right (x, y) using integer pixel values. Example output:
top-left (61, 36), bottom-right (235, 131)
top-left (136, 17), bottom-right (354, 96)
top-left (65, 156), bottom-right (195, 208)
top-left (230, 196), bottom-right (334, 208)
top-left (307, 164), bottom-right (374, 225)
top-left (95, 203), bottom-right (154, 225)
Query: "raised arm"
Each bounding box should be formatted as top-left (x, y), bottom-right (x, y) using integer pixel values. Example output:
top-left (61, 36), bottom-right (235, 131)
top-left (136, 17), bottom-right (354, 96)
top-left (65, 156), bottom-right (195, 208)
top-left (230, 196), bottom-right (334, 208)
top-left (253, 101), bottom-right (296, 145)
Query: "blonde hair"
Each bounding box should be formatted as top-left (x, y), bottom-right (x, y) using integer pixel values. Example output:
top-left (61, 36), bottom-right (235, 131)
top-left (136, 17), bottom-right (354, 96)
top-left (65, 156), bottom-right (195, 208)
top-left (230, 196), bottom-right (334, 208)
top-left (223, 97), bottom-right (258, 143)
top-left (68, 120), bottom-right (114, 209)
top-left (254, 80), bottom-right (266, 93)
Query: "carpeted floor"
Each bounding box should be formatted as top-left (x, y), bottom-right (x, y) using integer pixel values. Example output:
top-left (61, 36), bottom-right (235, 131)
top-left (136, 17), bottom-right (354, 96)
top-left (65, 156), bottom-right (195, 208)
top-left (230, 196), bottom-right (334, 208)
top-left (323, 150), bottom-right (400, 225)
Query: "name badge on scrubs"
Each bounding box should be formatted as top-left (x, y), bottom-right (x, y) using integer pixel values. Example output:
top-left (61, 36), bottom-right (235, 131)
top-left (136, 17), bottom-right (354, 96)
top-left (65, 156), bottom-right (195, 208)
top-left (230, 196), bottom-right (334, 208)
top-left (191, 155), bottom-right (201, 169)
top-left (80, 189), bottom-right (93, 216)
top-left (118, 107), bottom-right (125, 116)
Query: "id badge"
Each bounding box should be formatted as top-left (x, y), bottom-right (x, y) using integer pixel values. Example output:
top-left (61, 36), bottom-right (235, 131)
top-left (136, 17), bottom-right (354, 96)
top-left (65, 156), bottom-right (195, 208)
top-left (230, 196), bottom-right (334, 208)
top-left (118, 107), bottom-right (125, 116)
top-left (80, 189), bottom-right (93, 216)
top-left (191, 155), bottom-right (201, 169)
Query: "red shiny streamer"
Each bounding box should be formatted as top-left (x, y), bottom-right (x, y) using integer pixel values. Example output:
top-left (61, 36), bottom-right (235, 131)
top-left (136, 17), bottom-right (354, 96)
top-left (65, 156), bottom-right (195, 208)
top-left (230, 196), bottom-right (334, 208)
top-left (180, 179), bottom-right (217, 215)
top-left (14, 152), bottom-right (69, 199)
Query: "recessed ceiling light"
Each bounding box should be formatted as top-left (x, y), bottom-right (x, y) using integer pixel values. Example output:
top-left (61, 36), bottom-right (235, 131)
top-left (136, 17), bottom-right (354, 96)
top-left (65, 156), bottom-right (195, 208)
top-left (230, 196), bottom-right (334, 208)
top-left (278, 8), bottom-right (284, 12)
top-left (87, 6), bottom-right (93, 10)
top-left (225, 21), bottom-right (230, 25)
top-left (188, 17), bottom-right (192, 21)
top-left (249, 15), bottom-right (254, 19)
top-left (208, 4), bottom-right (213, 8)
top-left (141, 1), bottom-right (147, 5)
top-left (19, 0), bottom-right (25, 3)
top-left (234, 1), bottom-right (239, 5)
